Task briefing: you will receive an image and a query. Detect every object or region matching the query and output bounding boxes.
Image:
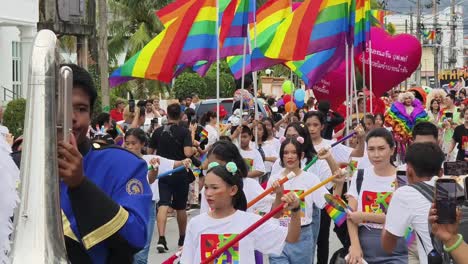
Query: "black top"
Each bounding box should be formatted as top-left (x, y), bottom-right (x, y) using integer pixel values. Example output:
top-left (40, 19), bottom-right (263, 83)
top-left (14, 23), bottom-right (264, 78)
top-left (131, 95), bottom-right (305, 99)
top-left (452, 124), bottom-right (468, 161)
top-left (149, 123), bottom-right (192, 161)
top-left (321, 111), bottom-right (345, 140)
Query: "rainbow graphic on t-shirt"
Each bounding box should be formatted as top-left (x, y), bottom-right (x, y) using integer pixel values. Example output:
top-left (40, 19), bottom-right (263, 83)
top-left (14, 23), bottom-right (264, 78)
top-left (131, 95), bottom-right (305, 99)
top-left (280, 190), bottom-right (306, 227)
top-left (201, 234), bottom-right (239, 264)
top-left (362, 191), bottom-right (393, 214)
top-left (244, 158), bottom-right (254, 171)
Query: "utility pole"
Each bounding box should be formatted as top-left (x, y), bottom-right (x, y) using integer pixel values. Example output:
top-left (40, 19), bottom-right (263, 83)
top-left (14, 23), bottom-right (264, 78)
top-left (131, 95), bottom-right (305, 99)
top-left (98, 0), bottom-right (110, 112)
top-left (433, 0), bottom-right (439, 87)
top-left (415, 0), bottom-right (422, 85)
top-left (449, 0), bottom-right (457, 69)
top-left (406, 19), bottom-right (409, 88)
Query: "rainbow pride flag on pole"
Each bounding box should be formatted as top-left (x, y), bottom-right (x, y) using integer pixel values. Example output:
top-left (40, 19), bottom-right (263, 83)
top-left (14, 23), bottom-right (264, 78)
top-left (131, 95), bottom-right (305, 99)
top-left (325, 204), bottom-right (347, 227)
top-left (261, 0), bottom-right (325, 61)
top-left (199, 128), bottom-right (209, 142)
top-left (227, 0), bottom-right (291, 79)
top-left (109, 0), bottom-right (207, 86)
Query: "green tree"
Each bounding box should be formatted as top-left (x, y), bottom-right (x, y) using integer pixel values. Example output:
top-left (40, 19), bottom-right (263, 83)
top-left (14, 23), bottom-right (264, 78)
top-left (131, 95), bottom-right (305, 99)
top-left (174, 72), bottom-right (207, 100)
top-left (3, 98), bottom-right (26, 137)
top-left (108, 0), bottom-right (171, 98)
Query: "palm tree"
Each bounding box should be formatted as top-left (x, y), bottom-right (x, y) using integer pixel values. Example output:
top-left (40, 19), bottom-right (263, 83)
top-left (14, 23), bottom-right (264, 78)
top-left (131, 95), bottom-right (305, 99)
top-left (108, 0), bottom-right (172, 98)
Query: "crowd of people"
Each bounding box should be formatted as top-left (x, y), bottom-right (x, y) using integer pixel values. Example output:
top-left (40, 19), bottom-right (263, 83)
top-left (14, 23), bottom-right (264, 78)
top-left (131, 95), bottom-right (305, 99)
top-left (0, 64), bottom-right (467, 264)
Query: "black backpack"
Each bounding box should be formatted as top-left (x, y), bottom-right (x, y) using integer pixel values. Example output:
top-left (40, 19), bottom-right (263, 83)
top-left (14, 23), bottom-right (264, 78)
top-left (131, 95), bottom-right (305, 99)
top-left (408, 182), bottom-right (451, 264)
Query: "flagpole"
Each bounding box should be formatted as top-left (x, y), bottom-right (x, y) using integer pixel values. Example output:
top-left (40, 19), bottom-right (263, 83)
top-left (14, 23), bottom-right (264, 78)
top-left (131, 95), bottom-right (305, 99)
top-left (216, 0), bottom-right (220, 138)
top-left (239, 37), bottom-right (247, 144)
top-left (351, 47), bottom-right (359, 118)
top-left (369, 39), bottom-right (373, 112)
top-left (362, 45), bottom-right (366, 116)
top-left (252, 0), bottom-right (259, 146)
top-left (345, 42), bottom-right (350, 147)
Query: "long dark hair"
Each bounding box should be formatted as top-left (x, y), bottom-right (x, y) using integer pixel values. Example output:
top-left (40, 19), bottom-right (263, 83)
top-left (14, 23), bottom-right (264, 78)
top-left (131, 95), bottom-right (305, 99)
top-left (279, 137), bottom-right (303, 168)
top-left (255, 122), bottom-right (269, 143)
top-left (284, 122), bottom-right (316, 163)
top-left (207, 165), bottom-right (247, 211)
top-left (429, 99), bottom-right (440, 113)
top-left (207, 141), bottom-right (249, 179)
top-left (200, 111), bottom-right (216, 126)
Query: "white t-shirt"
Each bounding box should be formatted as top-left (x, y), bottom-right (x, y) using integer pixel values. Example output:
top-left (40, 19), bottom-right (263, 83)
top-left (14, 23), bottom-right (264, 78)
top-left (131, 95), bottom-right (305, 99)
top-left (270, 158), bottom-right (334, 189)
top-left (267, 169), bottom-right (328, 226)
top-left (180, 210), bottom-right (287, 264)
top-left (204, 124), bottom-right (219, 147)
top-left (142, 155), bottom-right (175, 202)
top-left (239, 148), bottom-right (266, 175)
top-left (385, 178), bottom-right (436, 264)
top-left (0, 125), bottom-right (9, 137)
top-left (200, 178), bottom-right (274, 215)
top-left (258, 140), bottom-right (279, 173)
top-left (314, 138), bottom-right (353, 164)
top-left (347, 167), bottom-right (396, 229)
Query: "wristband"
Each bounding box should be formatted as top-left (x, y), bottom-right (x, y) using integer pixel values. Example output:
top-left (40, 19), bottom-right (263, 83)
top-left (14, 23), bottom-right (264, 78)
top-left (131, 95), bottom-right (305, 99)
top-left (291, 206), bottom-right (301, 212)
top-left (443, 234), bottom-right (463, 253)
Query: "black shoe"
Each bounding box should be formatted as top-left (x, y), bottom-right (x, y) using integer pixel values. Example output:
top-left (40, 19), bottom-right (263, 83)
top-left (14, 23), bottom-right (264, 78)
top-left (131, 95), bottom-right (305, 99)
top-left (157, 236), bottom-right (168, 253)
top-left (178, 235), bottom-right (185, 247)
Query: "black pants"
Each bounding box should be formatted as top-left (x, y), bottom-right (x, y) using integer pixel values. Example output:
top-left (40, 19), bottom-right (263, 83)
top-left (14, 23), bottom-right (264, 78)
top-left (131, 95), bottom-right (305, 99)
top-left (316, 208), bottom-right (331, 264)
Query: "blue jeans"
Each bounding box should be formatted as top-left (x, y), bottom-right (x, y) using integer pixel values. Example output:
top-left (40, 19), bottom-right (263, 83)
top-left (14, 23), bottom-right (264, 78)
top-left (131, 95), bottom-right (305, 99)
top-left (133, 201), bottom-right (157, 264)
top-left (269, 224), bottom-right (315, 264)
top-left (311, 204), bottom-right (321, 259)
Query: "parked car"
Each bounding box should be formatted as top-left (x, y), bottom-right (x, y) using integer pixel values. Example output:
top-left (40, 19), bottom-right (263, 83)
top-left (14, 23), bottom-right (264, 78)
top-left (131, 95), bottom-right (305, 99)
top-left (194, 98), bottom-right (272, 122)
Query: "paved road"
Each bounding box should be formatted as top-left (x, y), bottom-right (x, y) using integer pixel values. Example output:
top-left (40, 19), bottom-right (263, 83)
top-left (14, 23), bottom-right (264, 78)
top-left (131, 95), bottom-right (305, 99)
top-left (148, 209), bottom-right (342, 263)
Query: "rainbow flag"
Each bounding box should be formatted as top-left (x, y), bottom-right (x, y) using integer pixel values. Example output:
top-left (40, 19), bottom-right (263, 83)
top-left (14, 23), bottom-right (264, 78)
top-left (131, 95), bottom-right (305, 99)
top-left (404, 227), bottom-right (416, 247)
top-left (227, 0), bottom-right (291, 79)
top-left (199, 128), bottom-right (209, 142)
top-left (115, 124), bottom-right (125, 135)
top-left (286, 46), bottom-right (345, 88)
top-left (261, 0), bottom-right (326, 61)
top-left (172, 0), bottom-right (253, 74)
top-left (199, 152), bottom-right (207, 163)
top-left (306, 0), bottom-right (351, 55)
top-left (349, 0), bottom-right (371, 53)
top-left (325, 203), bottom-right (347, 227)
top-left (109, 0), bottom-right (206, 86)
top-left (370, 9), bottom-right (386, 27)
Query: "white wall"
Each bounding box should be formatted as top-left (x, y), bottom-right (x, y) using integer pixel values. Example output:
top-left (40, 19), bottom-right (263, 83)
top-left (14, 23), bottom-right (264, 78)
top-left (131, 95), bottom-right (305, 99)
top-left (0, 0), bottom-right (38, 25)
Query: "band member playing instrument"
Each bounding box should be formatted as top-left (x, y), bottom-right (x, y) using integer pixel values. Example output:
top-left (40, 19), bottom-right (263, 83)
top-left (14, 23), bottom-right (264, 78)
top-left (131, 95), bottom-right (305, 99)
top-left (58, 64), bottom-right (151, 263)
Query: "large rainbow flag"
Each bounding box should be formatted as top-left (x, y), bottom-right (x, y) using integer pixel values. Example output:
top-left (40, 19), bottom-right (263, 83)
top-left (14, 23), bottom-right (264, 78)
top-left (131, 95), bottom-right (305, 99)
top-left (227, 0), bottom-right (291, 79)
top-left (349, 0), bottom-right (371, 53)
top-left (261, 0), bottom-right (325, 61)
top-left (109, 0), bottom-right (207, 86)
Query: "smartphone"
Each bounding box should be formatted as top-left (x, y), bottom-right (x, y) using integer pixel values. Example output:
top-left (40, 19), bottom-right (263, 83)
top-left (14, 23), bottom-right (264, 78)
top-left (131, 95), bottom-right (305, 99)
top-left (445, 112), bottom-right (453, 119)
top-left (396, 170), bottom-right (408, 188)
top-left (444, 161), bottom-right (468, 176)
top-left (464, 177), bottom-right (468, 201)
top-left (129, 99), bottom-right (135, 113)
top-left (151, 118), bottom-right (158, 125)
top-left (435, 178), bottom-right (457, 224)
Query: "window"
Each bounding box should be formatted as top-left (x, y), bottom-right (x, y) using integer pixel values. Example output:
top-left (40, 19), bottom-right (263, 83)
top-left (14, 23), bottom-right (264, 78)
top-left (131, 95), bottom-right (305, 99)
top-left (12, 41), bottom-right (21, 99)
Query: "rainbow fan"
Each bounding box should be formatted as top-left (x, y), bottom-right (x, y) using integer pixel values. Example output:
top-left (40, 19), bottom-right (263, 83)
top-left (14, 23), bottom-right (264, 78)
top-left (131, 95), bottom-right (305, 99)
top-left (324, 194), bottom-right (351, 227)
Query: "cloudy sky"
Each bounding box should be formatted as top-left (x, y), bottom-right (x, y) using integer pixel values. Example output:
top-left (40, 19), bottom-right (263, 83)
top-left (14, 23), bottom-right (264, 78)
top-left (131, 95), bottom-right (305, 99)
top-left (386, 0), bottom-right (468, 33)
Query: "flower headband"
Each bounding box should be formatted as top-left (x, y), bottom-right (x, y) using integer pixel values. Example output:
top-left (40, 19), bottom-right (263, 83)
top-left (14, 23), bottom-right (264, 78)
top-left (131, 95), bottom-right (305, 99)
top-left (279, 136), bottom-right (304, 144)
top-left (208, 161), bottom-right (238, 175)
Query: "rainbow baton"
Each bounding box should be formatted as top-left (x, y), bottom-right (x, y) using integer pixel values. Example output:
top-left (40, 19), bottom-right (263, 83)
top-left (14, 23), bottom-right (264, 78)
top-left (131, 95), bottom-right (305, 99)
top-left (200, 174), bottom-right (338, 264)
top-left (247, 172), bottom-right (296, 208)
top-left (148, 166), bottom-right (186, 179)
top-left (303, 131), bottom-right (357, 171)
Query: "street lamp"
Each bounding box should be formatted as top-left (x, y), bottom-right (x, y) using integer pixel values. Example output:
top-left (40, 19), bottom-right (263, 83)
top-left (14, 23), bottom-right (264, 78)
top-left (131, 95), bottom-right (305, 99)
top-left (265, 68), bottom-right (273, 76)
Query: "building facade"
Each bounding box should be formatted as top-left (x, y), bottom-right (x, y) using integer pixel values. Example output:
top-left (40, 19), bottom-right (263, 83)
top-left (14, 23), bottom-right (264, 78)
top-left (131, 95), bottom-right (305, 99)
top-left (385, 5), bottom-right (465, 87)
top-left (0, 0), bottom-right (38, 105)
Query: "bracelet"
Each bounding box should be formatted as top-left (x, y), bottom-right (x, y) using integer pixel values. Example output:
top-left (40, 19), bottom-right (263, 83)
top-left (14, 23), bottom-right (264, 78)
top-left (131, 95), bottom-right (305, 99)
top-left (443, 234), bottom-right (463, 253)
top-left (291, 206), bottom-right (301, 212)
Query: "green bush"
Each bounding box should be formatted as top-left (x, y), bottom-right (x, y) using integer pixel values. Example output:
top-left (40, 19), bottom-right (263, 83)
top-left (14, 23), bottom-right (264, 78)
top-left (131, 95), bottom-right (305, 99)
top-left (174, 72), bottom-right (207, 99)
top-left (3, 98), bottom-right (26, 137)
